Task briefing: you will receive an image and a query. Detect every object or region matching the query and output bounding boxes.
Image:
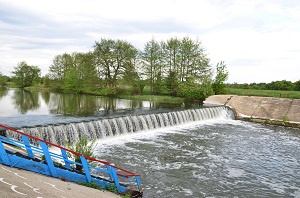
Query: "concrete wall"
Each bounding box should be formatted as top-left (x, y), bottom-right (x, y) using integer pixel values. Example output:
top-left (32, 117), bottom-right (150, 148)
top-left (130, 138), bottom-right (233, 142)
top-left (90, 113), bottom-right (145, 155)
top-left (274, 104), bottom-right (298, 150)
top-left (204, 95), bottom-right (300, 123)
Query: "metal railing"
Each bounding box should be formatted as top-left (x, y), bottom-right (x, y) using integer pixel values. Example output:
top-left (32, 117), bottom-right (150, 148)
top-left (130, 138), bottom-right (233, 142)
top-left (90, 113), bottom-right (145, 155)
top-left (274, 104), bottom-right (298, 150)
top-left (0, 123), bottom-right (142, 194)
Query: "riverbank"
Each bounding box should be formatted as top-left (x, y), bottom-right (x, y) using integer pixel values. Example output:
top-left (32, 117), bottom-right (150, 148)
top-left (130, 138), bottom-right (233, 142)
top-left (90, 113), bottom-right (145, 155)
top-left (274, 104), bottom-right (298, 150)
top-left (204, 95), bottom-right (300, 128)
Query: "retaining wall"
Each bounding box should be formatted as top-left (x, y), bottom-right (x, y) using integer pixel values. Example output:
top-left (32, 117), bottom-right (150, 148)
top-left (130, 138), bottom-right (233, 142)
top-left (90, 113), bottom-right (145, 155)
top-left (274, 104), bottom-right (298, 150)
top-left (204, 95), bottom-right (300, 123)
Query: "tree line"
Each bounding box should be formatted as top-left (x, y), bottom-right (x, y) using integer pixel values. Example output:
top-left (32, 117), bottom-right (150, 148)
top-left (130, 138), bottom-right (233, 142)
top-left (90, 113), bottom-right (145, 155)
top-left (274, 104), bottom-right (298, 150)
top-left (228, 80), bottom-right (300, 91)
top-left (4, 36), bottom-right (229, 101)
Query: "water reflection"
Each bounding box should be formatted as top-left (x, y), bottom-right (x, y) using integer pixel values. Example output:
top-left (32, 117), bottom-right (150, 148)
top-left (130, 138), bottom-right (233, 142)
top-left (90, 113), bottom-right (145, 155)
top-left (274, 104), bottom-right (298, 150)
top-left (0, 88), bottom-right (196, 127)
top-left (0, 88), bottom-right (8, 99)
top-left (12, 89), bottom-right (40, 114)
top-left (1, 88), bottom-right (178, 117)
top-left (48, 93), bottom-right (98, 116)
top-left (40, 91), bottom-right (50, 104)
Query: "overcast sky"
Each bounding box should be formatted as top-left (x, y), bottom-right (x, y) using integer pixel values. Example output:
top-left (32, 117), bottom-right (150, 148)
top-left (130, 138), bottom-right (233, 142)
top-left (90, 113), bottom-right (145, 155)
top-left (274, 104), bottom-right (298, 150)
top-left (0, 0), bottom-right (299, 83)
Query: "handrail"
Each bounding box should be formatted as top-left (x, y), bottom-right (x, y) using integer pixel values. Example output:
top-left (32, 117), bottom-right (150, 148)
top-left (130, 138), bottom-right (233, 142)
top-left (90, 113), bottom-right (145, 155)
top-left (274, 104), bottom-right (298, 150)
top-left (0, 123), bottom-right (142, 193)
top-left (0, 123), bottom-right (139, 177)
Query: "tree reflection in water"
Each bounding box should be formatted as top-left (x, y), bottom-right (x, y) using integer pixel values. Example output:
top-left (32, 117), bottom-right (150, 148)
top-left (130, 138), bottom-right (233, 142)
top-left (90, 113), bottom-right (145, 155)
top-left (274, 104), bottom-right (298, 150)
top-left (12, 89), bottom-right (40, 114)
top-left (48, 93), bottom-right (98, 116)
top-left (0, 88), bottom-right (8, 99)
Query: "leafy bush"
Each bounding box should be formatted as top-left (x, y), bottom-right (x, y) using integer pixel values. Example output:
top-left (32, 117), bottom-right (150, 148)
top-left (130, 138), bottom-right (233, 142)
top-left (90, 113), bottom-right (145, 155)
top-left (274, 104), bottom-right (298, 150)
top-left (64, 135), bottom-right (97, 171)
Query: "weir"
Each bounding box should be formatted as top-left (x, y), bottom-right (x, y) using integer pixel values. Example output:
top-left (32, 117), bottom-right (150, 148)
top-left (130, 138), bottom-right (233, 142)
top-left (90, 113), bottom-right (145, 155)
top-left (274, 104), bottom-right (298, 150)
top-left (5, 106), bottom-right (234, 146)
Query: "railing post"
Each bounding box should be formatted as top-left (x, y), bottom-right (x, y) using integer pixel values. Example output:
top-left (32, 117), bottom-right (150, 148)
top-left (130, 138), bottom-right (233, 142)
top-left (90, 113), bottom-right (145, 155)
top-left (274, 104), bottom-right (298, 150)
top-left (40, 141), bottom-right (57, 177)
top-left (106, 165), bottom-right (121, 193)
top-left (0, 139), bottom-right (10, 165)
top-left (80, 156), bottom-right (92, 183)
top-left (21, 135), bottom-right (34, 158)
top-left (60, 148), bottom-right (72, 170)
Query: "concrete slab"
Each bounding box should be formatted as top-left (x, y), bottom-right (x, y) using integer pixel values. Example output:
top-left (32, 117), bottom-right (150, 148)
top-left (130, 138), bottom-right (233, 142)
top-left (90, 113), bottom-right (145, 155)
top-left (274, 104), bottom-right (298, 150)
top-left (252, 98), bottom-right (292, 120)
top-left (204, 95), bottom-right (234, 105)
top-left (286, 99), bottom-right (300, 122)
top-left (227, 96), bottom-right (263, 117)
top-left (205, 95), bottom-right (300, 123)
top-left (0, 164), bottom-right (121, 198)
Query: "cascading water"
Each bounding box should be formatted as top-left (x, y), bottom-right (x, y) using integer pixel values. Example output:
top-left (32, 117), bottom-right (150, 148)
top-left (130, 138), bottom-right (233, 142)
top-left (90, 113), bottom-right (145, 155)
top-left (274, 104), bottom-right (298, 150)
top-left (5, 106), bottom-right (234, 146)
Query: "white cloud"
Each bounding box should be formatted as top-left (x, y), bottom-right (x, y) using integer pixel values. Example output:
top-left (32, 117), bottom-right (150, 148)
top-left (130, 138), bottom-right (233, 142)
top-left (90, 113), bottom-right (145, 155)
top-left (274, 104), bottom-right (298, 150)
top-left (0, 0), bottom-right (299, 83)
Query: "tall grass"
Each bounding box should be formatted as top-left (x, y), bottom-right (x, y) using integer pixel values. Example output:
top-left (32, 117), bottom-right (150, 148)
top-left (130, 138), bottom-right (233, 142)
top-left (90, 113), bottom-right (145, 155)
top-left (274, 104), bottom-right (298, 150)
top-left (228, 89), bottom-right (300, 99)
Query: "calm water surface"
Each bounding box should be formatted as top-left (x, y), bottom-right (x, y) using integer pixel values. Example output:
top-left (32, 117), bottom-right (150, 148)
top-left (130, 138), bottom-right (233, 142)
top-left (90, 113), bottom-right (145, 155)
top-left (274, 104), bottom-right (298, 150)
top-left (0, 88), bottom-right (193, 128)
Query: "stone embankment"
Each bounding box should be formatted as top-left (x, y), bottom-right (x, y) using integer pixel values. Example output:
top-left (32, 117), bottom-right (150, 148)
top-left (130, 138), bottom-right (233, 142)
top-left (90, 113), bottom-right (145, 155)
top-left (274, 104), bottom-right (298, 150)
top-left (204, 95), bottom-right (300, 127)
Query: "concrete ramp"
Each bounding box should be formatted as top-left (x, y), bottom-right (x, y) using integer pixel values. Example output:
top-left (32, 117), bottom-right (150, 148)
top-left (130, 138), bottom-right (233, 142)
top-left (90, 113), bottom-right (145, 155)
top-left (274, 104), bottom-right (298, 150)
top-left (286, 99), bottom-right (300, 122)
top-left (205, 95), bottom-right (300, 123)
top-left (251, 98), bottom-right (292, 120)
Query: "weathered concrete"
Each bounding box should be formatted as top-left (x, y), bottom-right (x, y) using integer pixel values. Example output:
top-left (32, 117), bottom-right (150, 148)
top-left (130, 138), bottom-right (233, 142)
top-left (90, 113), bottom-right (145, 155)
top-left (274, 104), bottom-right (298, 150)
top-left (0, 164), bottom-right (121, 198)
top-left (204, 95), bottom-right (300, 123)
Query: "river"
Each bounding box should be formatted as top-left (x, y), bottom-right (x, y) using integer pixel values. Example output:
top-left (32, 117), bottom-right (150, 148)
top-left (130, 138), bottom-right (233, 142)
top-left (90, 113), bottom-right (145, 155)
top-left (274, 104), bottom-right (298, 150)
top-left (1, 88), bottom-right (300, 197)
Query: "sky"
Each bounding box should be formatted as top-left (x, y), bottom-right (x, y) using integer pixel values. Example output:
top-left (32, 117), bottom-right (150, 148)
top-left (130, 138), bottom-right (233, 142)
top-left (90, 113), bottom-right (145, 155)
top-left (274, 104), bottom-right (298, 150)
top-left (0, 0), bottom-right (299, 83)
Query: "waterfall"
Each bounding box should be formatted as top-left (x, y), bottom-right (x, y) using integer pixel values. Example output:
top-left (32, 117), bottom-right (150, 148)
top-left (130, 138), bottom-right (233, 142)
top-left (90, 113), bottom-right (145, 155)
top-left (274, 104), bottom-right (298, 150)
top-left (5, 106), bottom-right (234, 146)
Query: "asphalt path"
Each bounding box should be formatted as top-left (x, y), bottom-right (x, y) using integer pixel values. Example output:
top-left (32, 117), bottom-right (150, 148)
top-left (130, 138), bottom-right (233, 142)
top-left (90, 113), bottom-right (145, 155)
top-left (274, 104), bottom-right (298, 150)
top-left (0, 164), bottom-right (120, 198)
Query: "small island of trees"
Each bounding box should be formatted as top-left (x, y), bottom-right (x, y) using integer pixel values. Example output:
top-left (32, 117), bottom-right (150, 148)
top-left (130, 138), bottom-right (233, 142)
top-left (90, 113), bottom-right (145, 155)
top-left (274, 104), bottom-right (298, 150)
top-left (1, 36), bottom-right (229, 102)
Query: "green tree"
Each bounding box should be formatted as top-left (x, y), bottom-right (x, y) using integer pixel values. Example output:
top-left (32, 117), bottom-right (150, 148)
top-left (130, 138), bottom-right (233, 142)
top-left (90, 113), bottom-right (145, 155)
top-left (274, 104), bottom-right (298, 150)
top-left (267, 80), bottom-right (294, 91)
top-left (12, 61), bottom-right (41, 88)
top-left (294, 80), bottom-right (300, 91)
top-left (178, 75), bottom-right (214, 101)
top-left (213, 61), bottom-right (229, 94)
top-left (0, 72), bottom-right (8, 87)
top-left (94, 39), bottom-right (138, 89)
top-left (49, 52), bottom-right (98, 93)
top-left (49, 53), bottom-right (73, 91)
top-left (43, 74), bottom-right (50, 88)
top-left (141, 38), bottom-right (162, 95)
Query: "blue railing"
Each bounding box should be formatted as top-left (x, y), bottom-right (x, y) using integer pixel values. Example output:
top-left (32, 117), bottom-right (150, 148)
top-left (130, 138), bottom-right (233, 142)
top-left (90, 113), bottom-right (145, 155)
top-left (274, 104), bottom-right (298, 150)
top-left (0, 124), bottom-right (142, 194)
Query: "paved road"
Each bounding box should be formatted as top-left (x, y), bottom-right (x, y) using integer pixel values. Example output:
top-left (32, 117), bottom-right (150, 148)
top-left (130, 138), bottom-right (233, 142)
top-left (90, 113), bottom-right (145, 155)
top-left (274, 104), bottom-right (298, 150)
top-left (0, 164), bottom-right (120, 198)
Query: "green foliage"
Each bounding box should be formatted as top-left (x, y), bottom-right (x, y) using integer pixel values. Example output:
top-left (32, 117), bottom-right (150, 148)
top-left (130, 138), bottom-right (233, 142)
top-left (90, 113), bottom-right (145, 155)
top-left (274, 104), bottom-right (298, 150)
top-left (45, 36), bottom-right (217, 100)
top-left (294, 80), bottom-right (300, 91)
top-left (282, 116), bottom-right (289, 122)
top-left (43, 75), bottom-right (50, 88)
top-left (229, 80), bottom-right (299, 91)
top-left (64, 135), bottom-right (97, 171)
top-left (228, 88), bottom-right (300, 99)
top-left (178, 76), bottom-right (214, 101)
top-left (165, 71), bottom-right (178, 96)
top-left (0, 73), bottom-right (8, 87)
top-left (119, 94), bottom-right (184, 104)
top-left (76, 181), bottom-right (103, 190)
top-left (76, 181), bottom-right (130, 197)
top-left (213, 61), bottom-right (228, 94)
top-left (94, 39), bottom-right (138, 88)
top-left (12, 61), bottom-right (41, 88)
top-left (141, 38), bottom-right (164, 95)
top-left (106, 184), bottom-right (118, 194)
top-left (267, 80), bottom-right (295, 91)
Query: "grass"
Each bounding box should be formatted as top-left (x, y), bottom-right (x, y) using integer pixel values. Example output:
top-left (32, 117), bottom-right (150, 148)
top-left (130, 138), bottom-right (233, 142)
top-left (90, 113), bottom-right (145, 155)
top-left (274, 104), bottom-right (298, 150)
top-left (119, 86), bottom-right (185, 103)
top-left (76, 181), bottom-right (130, 198)
top-left (228, 88), bottom-right (300, 99)
top-left (119, 94), bottom-right (185, 104)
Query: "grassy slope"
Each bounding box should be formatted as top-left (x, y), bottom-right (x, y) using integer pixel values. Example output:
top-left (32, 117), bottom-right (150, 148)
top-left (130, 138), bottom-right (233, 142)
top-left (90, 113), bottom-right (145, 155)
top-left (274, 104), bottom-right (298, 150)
top-left (228, 88), bottom-right (300, 99)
